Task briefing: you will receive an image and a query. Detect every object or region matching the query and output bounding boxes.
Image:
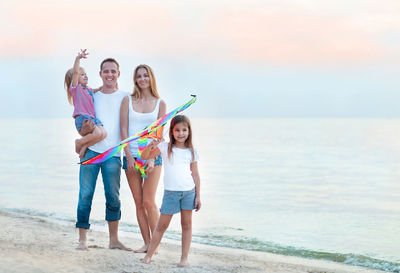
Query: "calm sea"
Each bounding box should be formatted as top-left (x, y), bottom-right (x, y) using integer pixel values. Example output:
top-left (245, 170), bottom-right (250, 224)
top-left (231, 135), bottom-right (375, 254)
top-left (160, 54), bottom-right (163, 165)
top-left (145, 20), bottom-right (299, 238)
top-left (1, 118), bottom-right (399, 272)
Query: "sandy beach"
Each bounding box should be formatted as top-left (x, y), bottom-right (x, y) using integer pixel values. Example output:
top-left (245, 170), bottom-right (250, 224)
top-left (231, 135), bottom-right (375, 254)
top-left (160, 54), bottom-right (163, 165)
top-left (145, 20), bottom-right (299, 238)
top-left (0, 210), bottom-right (384, 273)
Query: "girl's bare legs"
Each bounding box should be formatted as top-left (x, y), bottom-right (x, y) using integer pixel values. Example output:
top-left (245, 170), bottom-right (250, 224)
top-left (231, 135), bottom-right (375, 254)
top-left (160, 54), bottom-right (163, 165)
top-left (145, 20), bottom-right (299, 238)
top-left (76, 125), bottom-right (107, 158)
top-left (125, 170), bottom-right (151, 252)
top-left (179, 210), bottom-right (193, 267)
top-left (141, 214), bottom-right (173, 264)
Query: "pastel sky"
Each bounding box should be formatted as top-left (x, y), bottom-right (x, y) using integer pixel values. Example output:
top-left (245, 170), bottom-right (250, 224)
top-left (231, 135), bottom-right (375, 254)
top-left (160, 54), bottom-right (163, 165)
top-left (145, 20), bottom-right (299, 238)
top-left (1, 0), bottom-right (400, 118)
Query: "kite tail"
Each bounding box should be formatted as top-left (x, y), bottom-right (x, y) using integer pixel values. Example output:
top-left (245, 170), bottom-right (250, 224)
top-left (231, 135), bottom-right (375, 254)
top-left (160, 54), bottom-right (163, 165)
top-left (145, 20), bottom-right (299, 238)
top-left (135, 137), bottom-right (148, 178)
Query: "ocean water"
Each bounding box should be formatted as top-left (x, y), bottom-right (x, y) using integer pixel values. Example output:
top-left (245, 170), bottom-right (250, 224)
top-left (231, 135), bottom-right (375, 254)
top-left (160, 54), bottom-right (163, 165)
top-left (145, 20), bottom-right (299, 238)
top-left (1, 118), bottom-right (399, 272)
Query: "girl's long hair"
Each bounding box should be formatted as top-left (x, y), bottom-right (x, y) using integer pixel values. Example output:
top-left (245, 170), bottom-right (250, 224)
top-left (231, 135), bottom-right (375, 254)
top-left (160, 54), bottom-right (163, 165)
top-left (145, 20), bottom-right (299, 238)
top-left (168, 115), bottom-right (195, 161)
top-left (132, 64), bottom-right (160, 100)
top-left (64, 68), bottom-right (74, 105)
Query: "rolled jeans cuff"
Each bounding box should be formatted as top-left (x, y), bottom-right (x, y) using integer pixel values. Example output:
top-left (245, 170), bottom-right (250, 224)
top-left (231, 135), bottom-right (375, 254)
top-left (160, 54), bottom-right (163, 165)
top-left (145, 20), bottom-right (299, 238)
top-left (76, 222), bottom-right (90, 229)
top-left (106, 206), bottom-right (121, 222)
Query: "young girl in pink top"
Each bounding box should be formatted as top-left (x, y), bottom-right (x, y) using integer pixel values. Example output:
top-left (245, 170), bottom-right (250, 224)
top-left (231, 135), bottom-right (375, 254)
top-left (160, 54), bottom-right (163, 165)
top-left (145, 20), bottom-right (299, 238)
top-left (64, 49), bottom-right (106, 157)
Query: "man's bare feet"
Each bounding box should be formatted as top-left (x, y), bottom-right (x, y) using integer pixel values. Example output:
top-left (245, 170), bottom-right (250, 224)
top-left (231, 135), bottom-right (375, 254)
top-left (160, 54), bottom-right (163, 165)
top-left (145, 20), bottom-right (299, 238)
top-left (75, 139), bottom-right (82, 154)
top-left (178, 257), bottom-right (188, 267)
top-left (76, 240), bottom-right (88, 251)
top-left (140, 256), bottom-right (151, 264)
top-left (178, 259), bottom-right (188, 267)
top-left (133, 244), bottom-right (149, 253)
top-left (109, 241), bottom-right (132, 251)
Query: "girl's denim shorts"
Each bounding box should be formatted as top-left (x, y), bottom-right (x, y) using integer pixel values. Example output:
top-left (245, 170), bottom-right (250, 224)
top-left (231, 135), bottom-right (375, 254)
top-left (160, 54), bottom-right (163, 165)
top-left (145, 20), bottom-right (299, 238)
top-left (75, 114), bottom-right (103, 132)
top-left (160, 188), bottom-right (196, 215)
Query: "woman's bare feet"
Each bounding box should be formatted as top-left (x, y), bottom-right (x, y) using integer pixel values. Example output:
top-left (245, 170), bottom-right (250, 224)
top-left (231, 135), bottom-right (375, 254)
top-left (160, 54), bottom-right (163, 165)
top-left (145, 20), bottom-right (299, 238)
top-left (76, 240), bottom-right (88, 251)
top-left (109, 240), bottom-right (132, 251)
top-left (133, 243), bottom-right (149, 253)
top-left (140, 256), bottom-right (152, 264)
top-left (178, 257), bottom-right (188, 267)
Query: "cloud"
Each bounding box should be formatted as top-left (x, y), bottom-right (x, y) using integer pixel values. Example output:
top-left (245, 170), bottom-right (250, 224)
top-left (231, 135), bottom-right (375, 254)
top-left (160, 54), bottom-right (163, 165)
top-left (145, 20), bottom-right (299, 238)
top-left (205, 10), bottom-right (386, 66)
top-left (1, 0), bottom-right (400, 66)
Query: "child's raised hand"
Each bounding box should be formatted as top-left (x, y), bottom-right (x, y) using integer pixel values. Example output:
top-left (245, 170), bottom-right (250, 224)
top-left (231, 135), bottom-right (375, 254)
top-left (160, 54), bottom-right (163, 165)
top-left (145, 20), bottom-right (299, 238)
top-left (78, 49), bottom-right (89, 59)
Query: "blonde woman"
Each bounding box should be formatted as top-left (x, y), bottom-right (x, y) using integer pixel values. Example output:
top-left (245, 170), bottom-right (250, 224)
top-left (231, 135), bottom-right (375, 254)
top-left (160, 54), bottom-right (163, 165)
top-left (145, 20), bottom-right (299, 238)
top-left (120, 64), bottom-right (166, 252)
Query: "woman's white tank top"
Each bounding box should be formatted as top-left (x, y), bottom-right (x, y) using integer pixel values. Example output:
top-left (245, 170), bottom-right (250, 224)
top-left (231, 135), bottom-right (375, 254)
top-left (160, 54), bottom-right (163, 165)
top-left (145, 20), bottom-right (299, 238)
top-left (126, 96), bottom-right (161, 157)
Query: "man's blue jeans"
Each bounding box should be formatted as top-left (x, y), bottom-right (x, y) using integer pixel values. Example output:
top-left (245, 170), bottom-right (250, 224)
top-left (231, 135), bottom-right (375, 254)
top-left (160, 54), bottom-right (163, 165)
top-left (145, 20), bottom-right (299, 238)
top-left (76, 149), bottom-right (122, 229)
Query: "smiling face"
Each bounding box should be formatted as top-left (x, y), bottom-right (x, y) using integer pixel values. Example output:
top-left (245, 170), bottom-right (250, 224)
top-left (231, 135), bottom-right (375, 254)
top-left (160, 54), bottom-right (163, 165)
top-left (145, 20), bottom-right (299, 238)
top-left (135, 67), bottom-right (150, 90)
top-left (172, 122), bottom-right (190, 145)
top-left (100, 61), bottom-right (120, 89)
top-left (78, 68), bottom-right (88, 87)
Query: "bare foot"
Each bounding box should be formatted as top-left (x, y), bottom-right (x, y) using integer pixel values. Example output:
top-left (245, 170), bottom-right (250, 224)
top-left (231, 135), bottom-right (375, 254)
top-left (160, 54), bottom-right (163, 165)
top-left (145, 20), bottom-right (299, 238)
top-left (79, 145), bottom-right (88, 158)
top-left (109, 241), bottom-right (132, 251)
top-left (140, 256), bottom-right (151, 264)
top-left (133, 244), bottom-right (149, 253)
top-left (75, 139), bottom-right (82, 154)
top-left (178, 257), bottom-right (188, 267)
top-left (76, 240), bottom-right (88, 251)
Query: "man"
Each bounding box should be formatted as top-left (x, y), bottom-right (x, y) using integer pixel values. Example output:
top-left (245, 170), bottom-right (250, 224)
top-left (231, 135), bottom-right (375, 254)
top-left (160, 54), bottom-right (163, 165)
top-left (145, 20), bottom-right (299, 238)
top-left (76, 58), bottom-right (131, 251)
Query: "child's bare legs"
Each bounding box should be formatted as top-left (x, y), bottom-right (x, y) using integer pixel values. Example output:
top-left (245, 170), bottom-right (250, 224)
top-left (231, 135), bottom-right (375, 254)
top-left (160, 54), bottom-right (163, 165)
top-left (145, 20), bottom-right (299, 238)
top-left (179, 210), bottom-right (193, 267)
top-left (76, 228), bottom-right (88, 250)
top-left (141, 214), bottom-right (173, 264)
top-left (76, 125), bottom-right (107, 158)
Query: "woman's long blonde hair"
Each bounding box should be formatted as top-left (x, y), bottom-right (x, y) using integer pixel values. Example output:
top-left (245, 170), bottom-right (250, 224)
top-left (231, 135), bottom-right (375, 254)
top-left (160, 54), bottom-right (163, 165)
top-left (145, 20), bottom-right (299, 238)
top-left (64, 68), bottom-right (74, 105)
top-left (132, 64), bottom-right (160, 100)
top-left (168, 115), bottom-right (195, 161)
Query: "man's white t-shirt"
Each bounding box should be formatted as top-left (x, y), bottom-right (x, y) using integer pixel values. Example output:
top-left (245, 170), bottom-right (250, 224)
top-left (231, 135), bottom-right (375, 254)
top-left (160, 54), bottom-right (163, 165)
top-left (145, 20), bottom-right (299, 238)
top-left (89, 90), bottom-right (129, 155)
top-left (158, 142), bottom-right (199, 191)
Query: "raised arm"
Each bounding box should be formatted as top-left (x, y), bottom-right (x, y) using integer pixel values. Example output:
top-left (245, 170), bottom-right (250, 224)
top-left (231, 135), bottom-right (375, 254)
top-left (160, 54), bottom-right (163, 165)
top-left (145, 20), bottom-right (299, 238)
top-left (120, 96), bottom-right (135, 172)
top-left (71, 49), bottom-right (88, 87)
top-left (191, 161), bottom-right (201, 211)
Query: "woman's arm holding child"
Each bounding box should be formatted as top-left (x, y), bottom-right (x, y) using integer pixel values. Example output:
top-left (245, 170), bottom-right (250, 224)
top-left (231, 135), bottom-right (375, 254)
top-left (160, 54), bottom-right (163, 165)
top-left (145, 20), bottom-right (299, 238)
top-left (191, 162), bottom-right (201, 211)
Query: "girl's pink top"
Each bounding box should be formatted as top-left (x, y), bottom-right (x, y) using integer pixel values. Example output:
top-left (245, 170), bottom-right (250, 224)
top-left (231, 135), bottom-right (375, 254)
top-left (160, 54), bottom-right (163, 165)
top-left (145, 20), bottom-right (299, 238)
top-left (69, 83), bottom-right (96, 118)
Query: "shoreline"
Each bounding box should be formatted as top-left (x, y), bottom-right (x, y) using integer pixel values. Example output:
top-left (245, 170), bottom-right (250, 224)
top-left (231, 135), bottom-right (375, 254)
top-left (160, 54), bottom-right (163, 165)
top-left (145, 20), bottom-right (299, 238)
top-left (0, 210), bottom-right (383, 273)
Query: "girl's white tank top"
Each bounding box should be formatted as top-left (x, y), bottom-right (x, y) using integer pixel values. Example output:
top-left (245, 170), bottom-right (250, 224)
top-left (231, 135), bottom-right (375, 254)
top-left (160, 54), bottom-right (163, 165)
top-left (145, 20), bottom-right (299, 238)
top-left (126, 96), bottom-right (161, 157)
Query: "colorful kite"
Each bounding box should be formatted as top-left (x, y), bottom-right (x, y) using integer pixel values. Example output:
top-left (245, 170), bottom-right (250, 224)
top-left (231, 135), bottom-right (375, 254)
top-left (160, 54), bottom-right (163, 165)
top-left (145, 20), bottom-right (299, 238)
top-left (80, 95), bottom-right (197, 171)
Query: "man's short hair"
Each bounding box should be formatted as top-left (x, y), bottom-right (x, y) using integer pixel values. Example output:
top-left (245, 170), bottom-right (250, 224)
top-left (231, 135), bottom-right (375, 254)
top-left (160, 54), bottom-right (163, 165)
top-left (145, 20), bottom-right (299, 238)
top-left (100, 58), bottom-right (120, 71)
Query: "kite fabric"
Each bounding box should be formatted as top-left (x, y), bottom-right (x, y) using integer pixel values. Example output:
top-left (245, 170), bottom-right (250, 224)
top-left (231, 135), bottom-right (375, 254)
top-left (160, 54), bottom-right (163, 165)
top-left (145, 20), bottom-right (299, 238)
top-left (134, 128), bottom-right (162, 177)
top-left (80, 95), bottom-right (197, 167)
